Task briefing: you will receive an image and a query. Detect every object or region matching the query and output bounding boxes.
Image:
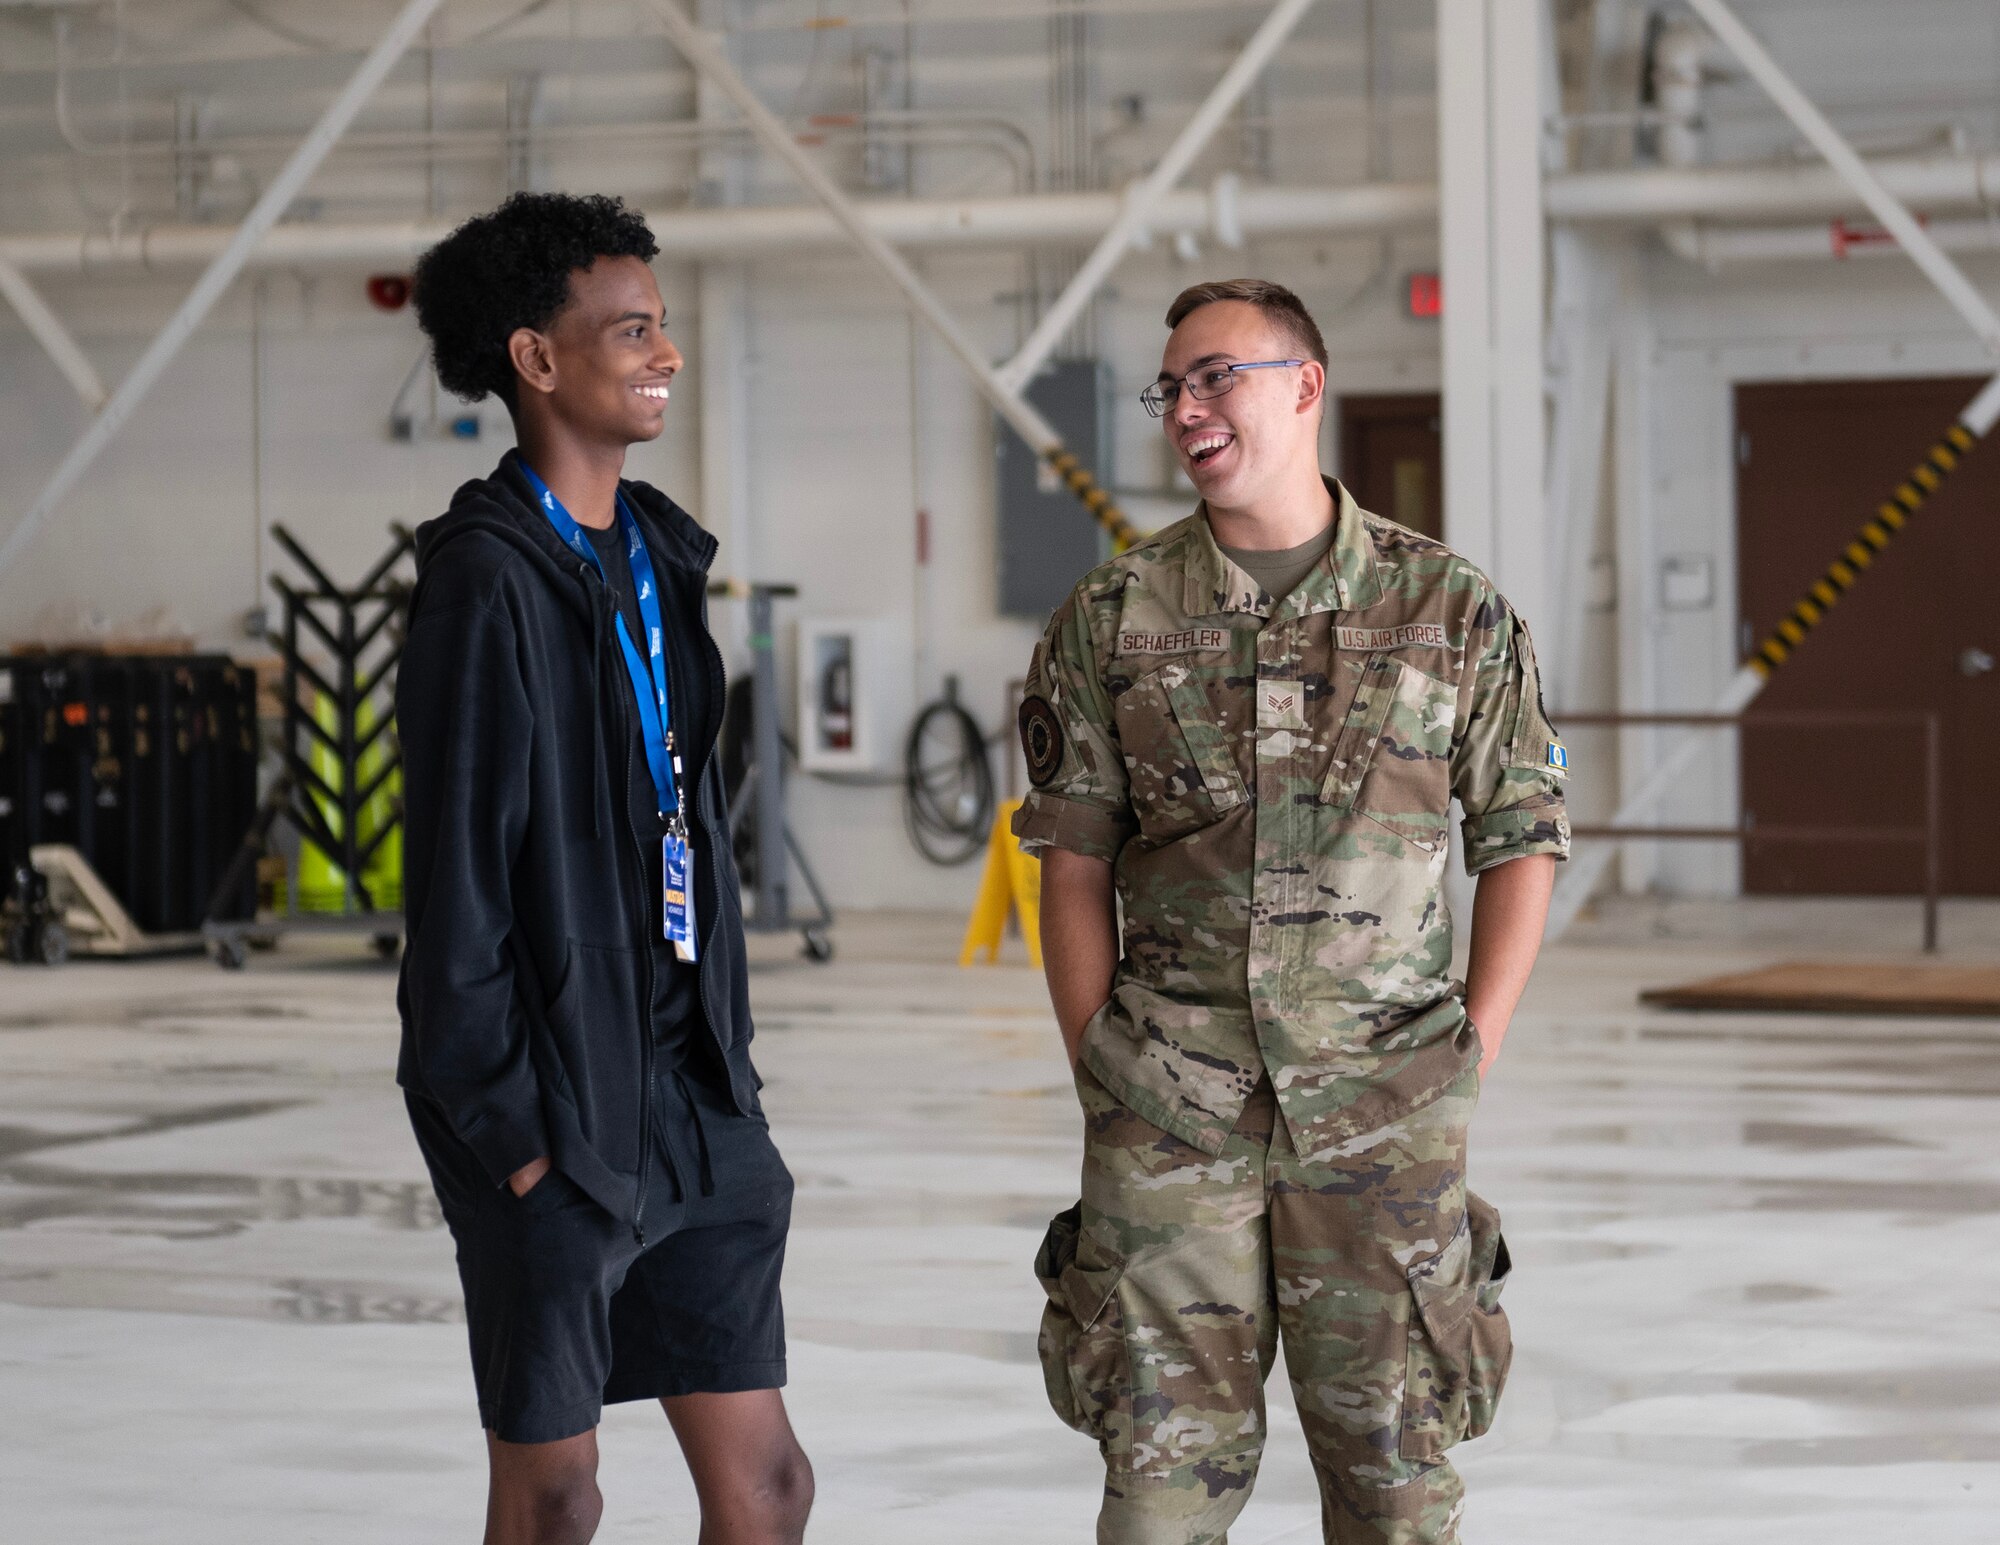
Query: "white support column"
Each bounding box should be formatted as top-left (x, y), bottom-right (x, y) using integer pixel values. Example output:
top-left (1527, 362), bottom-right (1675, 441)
top-left (1489, 0), bottom-right (1547, 624)
top-left (0, 0), bottom-right (447, 580)
top-left (1436, 0), bottom-right (1496, 575)
top-left (693, 0), bottom-right (753, 588)
top-left (697, 263), bottom-right (752, 579)
top-left (1540, 228), bottom-right (1621, 704)
top-left (1437, 0), bottom-right (1547, 614)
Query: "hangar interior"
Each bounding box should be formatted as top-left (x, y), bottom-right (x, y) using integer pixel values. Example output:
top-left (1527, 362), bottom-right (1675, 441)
top-left (1, 1), bottom-right (1996, 1541)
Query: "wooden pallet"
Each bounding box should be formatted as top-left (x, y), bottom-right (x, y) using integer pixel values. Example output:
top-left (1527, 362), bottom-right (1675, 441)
top-left (1640, 961), bottom-right (2000, 1017)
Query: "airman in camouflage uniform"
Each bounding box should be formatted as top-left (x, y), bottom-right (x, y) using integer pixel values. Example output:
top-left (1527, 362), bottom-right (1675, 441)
top-left (1016, 286), bottom-right (1567, 1544)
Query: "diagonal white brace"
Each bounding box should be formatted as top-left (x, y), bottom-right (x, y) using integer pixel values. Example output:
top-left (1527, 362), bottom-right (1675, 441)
top-left (642, 0), bottom-right (1065, 461)
top-left (994, 0), bottom-right (1320, 395)
top-left (0, 0), bottom-right (449, 581)
top-left (0, 258), bottom-right (106, 412)
top-left (1684, 0), bottom-right (2000, 355)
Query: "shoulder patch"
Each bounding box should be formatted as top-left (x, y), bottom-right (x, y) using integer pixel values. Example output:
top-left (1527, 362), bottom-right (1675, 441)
top-left (1019, 696), bottom-right (1066, 788)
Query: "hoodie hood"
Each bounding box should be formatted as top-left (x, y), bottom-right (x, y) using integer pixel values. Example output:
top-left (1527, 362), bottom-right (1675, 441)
top-left (413, 448), bottom-right (719, 617)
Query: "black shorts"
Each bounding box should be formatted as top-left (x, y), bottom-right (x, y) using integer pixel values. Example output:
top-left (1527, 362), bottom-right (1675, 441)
top-left (409, 1069), bottom-right (792, 1445)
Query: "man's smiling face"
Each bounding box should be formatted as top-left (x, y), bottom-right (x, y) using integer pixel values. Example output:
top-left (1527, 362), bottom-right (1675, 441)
top-left (1157, 299), bottom-right (1322, 514)
top-left (538, 253), bottom-right (683, 446)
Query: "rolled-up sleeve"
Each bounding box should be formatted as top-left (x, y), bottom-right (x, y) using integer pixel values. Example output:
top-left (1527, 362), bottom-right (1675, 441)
top-left (1011, 590), bottom-right (1135, 862)
top-left (1451, 592), bottom-right (1571, 875)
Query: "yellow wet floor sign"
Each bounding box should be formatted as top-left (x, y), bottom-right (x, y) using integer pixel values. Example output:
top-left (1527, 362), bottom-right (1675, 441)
top-left (960, 798), bottom-right (1041, 967)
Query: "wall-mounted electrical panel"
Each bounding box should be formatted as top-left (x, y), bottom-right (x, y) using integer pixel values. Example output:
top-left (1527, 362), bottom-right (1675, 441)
top-left (997, 358), bottom-right (1111, 620)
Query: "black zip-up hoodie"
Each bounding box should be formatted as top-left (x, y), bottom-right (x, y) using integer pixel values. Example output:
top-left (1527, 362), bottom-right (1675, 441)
top-left (395, 450), bottom-right (757, 1227)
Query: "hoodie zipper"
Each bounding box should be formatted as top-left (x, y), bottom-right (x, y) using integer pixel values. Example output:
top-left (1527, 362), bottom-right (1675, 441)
top-left (586, 568), bottom-right (658, 1250)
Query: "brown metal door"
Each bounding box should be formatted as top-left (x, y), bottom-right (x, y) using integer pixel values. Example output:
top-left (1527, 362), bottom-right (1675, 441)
top-left (1736, 376), bottom-right (1999, 895)
top-left (1338, 393), bottom-right (1443, 538)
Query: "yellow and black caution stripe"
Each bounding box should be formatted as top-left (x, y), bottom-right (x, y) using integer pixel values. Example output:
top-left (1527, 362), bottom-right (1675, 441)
top-left (1043, 446), bottom-right (1141, 553)
top-left (1747, 420), bottom-right (1981, 678)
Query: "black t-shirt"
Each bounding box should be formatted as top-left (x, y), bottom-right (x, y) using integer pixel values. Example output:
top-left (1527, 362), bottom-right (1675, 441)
top-left (583, 520), bottom-right (712, 1080)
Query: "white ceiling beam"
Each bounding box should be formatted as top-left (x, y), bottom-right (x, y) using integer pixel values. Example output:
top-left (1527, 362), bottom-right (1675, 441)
top-left (0, 256), bottom-right (105, 410)
top-left (0, 0), bottom-right (450, 581)
top-left (642, 0), bottom-right (1137, 544)
top-left (993, 0), bottom-right (1320, 394)
top-left (1684, 0), bottom-right (2000, 356)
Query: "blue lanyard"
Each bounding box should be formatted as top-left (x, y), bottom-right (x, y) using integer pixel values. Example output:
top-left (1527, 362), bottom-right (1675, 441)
top-left (520, 462), bottom-right (682, 823)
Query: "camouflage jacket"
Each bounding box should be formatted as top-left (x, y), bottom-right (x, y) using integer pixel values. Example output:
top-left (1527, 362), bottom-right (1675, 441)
top-left (1013, 478), bottom-right (1569, 1163)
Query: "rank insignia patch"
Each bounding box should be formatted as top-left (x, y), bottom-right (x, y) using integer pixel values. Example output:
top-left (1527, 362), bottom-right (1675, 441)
top-left (1020, 696), bottom-right (1065, 787)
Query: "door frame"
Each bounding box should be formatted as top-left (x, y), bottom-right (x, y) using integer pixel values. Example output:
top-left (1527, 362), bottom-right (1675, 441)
top-left (1609, 302), bottom-right (1996, 897)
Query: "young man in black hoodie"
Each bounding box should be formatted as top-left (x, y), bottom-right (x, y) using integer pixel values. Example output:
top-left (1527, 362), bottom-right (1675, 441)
top-left (397, 192), bottom-right (812, 1545)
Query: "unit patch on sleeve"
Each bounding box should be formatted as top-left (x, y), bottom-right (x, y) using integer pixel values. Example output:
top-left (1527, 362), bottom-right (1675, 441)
top-left (1117, 627), bottom-right (1230, 656)
top-left (1019, 696), bottom-right (1066, 788)
top-left (1336, 622), bottom-right (1448, 651)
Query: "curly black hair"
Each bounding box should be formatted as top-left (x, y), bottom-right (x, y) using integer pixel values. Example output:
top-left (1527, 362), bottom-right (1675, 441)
top-left (412, 192), bottom-right (660, 409)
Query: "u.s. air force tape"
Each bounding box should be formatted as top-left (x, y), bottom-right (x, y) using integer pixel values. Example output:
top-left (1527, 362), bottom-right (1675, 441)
top-left (1019, 696), bottom-right (1065, 787)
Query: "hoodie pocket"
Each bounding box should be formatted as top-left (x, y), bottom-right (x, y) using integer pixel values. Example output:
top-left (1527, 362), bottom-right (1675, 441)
top-left (545, 938), bottom-right (648, 1171)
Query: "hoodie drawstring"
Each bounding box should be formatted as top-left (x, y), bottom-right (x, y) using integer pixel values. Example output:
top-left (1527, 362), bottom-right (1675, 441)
top-left (675, 1068), bottom-right (717, 1199)
top-left (650, 1067), bottom-right (717, 1210)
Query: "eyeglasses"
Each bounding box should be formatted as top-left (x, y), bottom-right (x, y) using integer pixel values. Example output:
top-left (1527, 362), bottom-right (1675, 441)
top-left (1140, 359), bottom-right (1305, 418)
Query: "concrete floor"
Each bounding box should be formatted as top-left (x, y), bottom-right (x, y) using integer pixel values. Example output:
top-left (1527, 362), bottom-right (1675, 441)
top-left (2, 897), bottom-right (1997, 1543)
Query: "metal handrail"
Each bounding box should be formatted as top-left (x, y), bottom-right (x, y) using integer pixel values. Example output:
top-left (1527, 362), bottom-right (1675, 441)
top-left (1554, 708), bottom-right (1943, 952)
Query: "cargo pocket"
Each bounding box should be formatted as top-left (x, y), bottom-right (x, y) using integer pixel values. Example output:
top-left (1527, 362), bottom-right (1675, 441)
top-left (1399, 1192), bottom-right (1514, 1462)
top-left (1034, 1203), bottom-right (1129, 1449)
top-left (1115, 663), bottom-right (1246, 842)
top-left (1321, 657), bottom-right (1453, 852)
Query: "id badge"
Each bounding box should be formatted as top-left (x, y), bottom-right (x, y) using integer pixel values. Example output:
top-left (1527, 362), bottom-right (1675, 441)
top-left (663, 831), bottom-right (698, 963)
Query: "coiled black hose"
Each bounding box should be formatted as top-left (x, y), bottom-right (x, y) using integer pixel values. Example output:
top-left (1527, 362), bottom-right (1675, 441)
top-left (902, 683), bottom-right (996, 867)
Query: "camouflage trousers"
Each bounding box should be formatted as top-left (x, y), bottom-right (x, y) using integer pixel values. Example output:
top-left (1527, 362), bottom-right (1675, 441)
top-left (1035, 1064), bottom-right (1511, 1545)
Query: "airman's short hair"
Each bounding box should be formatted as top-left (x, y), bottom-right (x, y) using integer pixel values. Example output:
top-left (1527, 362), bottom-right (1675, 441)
top-left (1164, 278), bottom-right (1327, 366)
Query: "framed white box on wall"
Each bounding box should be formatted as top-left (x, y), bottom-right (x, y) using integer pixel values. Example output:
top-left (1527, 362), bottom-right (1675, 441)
top-left (794, 616), bottom-right (912, 775)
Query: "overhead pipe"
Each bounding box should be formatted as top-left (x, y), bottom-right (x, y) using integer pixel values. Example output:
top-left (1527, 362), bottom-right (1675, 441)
top-left (5, 149), bottom-right (1999, 280)
top-left (1683, 0), bottom-right (2000, 355)
top-left (1662, 215), bottom-right (2000, 267)
top-left (1546, 150), bottom-right (2000, 226)
top-left (0, 179), bottom-right (1439, 277)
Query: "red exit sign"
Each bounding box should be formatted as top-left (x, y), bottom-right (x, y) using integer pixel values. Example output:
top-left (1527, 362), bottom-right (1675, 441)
top-left (1406, 271), bottom-right (1442, 318)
